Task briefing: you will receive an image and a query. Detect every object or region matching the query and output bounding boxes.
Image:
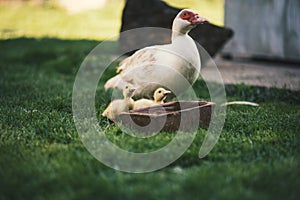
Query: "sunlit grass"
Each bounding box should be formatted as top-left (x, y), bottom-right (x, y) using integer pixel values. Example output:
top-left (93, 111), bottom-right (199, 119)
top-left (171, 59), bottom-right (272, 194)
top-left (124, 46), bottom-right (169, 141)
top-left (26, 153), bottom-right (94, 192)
top-left (0, 1), bottom-right (125, 40)
top-left (0, 0), bottom-right (223, 40)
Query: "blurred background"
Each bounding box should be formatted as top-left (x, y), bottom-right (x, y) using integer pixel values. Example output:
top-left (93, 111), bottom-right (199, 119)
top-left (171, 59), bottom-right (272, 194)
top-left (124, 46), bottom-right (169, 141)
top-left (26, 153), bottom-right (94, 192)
top-left (0, 0), bottom-right (224, 40)
top-left (1, 0), bottom-right (299, 62)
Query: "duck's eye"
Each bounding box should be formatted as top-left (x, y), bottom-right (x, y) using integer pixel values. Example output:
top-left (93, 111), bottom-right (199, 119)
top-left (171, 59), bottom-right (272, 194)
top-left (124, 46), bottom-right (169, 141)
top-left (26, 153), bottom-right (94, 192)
top-left (158, 90), bottom-right (162, 93)
top-left (125, 86), bottom-right (128, 89)
top-left (183, 12), bottom-right (187, 16)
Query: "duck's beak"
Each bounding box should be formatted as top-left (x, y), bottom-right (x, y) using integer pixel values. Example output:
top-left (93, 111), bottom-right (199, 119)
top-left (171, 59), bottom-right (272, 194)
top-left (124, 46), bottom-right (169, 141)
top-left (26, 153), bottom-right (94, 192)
top-left (191, 15), bottom-right (209, 25)
top-left (129, 88), bottom-right (136, 93)
top-left (163, 90), bottom-right (171, 95)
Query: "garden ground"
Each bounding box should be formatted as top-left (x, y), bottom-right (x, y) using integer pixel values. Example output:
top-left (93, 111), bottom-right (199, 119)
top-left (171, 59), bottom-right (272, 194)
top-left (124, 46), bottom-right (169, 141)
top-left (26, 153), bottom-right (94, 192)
top-left (0, 1), bottom-right (300, 199)
top-left (0, 37), bottom-right (299, 200)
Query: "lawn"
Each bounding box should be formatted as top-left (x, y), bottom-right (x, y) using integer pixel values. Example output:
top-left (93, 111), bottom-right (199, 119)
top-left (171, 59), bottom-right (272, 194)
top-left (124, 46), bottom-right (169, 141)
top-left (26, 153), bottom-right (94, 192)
top-left (1, 1), bottom-right (300, 200)
top-left (1, 37), bottom-right (300, 200)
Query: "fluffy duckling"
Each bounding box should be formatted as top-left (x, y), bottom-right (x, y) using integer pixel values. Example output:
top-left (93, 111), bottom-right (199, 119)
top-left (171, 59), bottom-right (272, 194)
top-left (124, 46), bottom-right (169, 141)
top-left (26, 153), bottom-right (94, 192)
top-left (133, 88), bottom-right (171, 110)
top-left (102, 85), bottom-right (135, 121)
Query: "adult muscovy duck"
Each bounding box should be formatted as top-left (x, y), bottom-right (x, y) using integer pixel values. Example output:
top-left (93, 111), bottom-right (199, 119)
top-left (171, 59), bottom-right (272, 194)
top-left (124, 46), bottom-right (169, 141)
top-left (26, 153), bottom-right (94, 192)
top-left (104, 9), bottom-right (209, 98)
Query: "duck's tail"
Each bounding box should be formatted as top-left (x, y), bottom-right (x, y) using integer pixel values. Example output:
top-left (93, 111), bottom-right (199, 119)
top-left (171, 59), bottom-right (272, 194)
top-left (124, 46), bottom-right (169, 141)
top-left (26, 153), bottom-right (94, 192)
top-left (104, 75), bottom-right (123, 90)
top-left (102, 108), bottom-right (108, 117)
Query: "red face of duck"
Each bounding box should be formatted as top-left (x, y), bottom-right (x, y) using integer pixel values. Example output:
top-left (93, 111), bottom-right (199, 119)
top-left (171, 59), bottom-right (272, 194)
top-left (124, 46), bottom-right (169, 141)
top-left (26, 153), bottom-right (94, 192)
top-left (179, 9), bottom-right (209, 25)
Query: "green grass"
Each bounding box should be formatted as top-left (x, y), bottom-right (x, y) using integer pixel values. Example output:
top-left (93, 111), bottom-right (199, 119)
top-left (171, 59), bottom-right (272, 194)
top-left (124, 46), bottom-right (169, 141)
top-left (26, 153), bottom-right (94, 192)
top-left (0, 1), bottom-right (299, 199)
top-left (0, 38), bottom-right (300, 199)
top-left (0, 0), bottom-right (223, 40)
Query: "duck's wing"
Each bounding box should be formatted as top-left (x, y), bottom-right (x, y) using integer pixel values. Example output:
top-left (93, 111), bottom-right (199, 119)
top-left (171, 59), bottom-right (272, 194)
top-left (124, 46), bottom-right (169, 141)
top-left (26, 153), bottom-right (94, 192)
top-left (104, 46), bottom-right (161, 90)
top-left (116, 47), bottom-right (158, 73)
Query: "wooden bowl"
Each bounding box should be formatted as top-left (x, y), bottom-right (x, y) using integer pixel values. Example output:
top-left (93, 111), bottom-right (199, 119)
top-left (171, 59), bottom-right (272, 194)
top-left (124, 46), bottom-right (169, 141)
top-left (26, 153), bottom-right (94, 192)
top-left (116, 101), bottom-right (215, 133)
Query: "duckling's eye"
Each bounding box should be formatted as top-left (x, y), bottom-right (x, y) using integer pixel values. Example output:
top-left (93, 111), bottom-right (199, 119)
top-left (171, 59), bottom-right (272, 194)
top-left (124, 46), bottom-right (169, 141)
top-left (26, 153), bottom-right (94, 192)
top-left (125, 86), bottom-right (128, 89)
top-left (158, 90), bottom-right (162, 93)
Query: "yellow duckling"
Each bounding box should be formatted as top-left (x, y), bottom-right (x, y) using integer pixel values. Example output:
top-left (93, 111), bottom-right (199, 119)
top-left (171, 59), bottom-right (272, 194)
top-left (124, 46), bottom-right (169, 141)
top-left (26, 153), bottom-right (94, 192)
top-left (102, 85), bottom-right (135, 121)
top-left (133, 88), bottom-right (171, 110)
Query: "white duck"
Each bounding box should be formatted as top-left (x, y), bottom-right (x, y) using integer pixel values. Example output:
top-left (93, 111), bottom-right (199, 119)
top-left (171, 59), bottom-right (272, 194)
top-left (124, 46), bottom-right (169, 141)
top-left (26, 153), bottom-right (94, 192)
top-left (104, 9), bottom-right (208, 98)
top-left (133, 87), bottom-right (171, 110)
top-left (102, 85), bottom-right (135, 121)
